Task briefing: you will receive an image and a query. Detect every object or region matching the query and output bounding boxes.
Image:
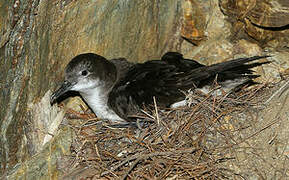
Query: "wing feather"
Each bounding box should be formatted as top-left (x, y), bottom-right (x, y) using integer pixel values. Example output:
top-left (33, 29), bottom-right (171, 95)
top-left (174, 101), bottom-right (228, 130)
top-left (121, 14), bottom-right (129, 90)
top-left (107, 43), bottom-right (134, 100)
top-left (108, 53), bottom-right (269, 121)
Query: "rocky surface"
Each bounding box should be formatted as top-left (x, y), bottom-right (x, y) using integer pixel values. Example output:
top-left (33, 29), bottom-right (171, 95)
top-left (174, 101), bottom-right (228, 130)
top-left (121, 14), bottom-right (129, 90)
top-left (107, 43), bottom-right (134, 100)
top-left (0, 0), bottom-right (288, 178)
top-left (220, 0), bottom-right (289, 48)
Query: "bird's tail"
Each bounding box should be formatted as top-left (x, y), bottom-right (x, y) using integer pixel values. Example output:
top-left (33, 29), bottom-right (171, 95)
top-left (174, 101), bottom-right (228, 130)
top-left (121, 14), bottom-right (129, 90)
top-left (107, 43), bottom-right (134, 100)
top-left (188, 55), bottom-right (270, 81)
top-left (209, 56), bottom-right (270, 72)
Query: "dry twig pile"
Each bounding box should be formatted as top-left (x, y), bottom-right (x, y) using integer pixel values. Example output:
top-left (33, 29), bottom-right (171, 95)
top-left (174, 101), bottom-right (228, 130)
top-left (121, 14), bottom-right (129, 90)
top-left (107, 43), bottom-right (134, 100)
top-left (60, 83), bottom-right (272, 179)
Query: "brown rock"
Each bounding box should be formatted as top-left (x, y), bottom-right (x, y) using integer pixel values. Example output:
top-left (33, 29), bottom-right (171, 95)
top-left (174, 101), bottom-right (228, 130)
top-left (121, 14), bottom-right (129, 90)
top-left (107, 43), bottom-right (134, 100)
top-left (233, 39), bottom-right (262, 56)
top-left (220, 0), bottom-right (289, 47)
top-left (181, 0), bottom-right (206, 45)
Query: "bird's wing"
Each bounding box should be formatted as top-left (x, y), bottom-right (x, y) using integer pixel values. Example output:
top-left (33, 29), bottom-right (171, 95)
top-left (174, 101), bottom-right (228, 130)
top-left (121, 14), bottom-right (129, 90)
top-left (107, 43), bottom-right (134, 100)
top-left (161, 52), bottom-right (205, 71)
top-left (108, 55), bottom-right (269, 121)
top-left (108, 60), bottom-right (193, 121)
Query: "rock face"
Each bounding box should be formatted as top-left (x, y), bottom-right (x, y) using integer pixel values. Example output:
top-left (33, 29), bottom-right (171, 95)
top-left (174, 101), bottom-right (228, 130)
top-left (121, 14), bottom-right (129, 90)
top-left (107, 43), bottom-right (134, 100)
top-left (0, 0), bottom-right (288, 178)
top-left (220, 0), bottom-right (289, 48)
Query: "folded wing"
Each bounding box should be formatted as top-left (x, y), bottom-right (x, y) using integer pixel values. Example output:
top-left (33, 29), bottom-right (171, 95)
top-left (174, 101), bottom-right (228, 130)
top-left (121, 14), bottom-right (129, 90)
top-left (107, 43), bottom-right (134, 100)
top-left (108, 52), bottom-right (269, 121)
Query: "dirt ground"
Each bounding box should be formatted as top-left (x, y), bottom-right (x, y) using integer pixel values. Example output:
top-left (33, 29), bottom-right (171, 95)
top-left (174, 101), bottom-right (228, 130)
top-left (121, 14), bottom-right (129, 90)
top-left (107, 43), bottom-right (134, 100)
top-left (57, 79), bottom-right (289, 179)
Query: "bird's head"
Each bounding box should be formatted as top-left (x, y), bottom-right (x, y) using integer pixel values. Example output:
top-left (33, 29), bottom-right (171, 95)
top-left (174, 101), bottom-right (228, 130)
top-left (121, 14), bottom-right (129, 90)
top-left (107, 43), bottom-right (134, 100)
top-left (50, 53), bottom-right (117, 104)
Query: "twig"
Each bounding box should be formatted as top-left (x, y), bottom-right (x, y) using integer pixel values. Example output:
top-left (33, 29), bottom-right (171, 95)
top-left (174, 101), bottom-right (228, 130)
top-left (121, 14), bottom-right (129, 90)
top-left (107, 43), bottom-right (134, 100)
top-left (265, 80), bottom-right (289, 104)
top-left (153, 96), bottom-right (160, 125)
top-left (141, 109), bottom-right (155, 120)
top-left (218, 118), bottom-right (279, 149)
top-left (101, 148), bottom-right (197, 177)
top-left (121, 157), bottom-right (142, 180)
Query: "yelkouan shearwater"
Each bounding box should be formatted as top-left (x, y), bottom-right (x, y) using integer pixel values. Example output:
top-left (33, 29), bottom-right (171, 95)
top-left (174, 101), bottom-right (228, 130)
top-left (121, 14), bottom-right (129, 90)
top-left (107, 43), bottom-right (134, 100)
top-left (50, 52), bottom-right (269, 124)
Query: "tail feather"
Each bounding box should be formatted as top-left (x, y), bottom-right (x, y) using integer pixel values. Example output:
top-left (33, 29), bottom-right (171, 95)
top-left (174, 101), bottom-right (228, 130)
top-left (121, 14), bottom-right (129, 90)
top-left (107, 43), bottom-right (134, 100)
top-left (208, 56), bottom-right (270, 73)
top-left (187, 55), bottom-right (270, 81)
top-left (225, 61), bottom-right (270, 75)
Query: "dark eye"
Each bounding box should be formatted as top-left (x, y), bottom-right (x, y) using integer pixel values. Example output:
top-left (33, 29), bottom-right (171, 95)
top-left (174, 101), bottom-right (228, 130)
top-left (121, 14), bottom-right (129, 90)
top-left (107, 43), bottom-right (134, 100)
top-left (81, 70), bottom-right (88, 76)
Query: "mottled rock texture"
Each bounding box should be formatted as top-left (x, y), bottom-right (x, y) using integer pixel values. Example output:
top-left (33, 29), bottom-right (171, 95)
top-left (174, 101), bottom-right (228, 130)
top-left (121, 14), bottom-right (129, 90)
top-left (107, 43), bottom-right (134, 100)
top-left (220, 0), bottom-right (289, 48)
top-left (0, 0), bottom-right (288, 178)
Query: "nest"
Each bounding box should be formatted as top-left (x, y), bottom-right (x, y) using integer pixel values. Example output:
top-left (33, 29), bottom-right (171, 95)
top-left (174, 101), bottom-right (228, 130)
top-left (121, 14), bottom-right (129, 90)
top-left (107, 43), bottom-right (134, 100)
top-left (59, 83), bottom-right (273, 179)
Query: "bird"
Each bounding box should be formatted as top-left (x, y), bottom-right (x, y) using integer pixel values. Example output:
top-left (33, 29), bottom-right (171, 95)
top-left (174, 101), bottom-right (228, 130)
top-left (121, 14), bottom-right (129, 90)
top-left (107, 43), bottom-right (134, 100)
top-left (50, 52), bottom-right (269, 123)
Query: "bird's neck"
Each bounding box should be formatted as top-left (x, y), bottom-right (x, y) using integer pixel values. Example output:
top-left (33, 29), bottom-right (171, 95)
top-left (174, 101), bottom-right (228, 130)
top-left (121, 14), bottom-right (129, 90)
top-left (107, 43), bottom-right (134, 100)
top-left (79, 85), bottom-right (124, 123)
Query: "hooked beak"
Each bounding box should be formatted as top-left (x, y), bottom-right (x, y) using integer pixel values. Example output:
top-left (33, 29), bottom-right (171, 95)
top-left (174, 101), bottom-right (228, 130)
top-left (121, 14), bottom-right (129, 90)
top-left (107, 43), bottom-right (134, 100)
top-left (50, 80), bottom-right (75, 104)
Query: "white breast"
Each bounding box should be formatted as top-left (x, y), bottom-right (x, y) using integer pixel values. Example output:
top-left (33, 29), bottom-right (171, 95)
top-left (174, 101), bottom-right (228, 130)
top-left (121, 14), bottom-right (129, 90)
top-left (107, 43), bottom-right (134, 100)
top-left (80, 87), bottom-right (125, 123)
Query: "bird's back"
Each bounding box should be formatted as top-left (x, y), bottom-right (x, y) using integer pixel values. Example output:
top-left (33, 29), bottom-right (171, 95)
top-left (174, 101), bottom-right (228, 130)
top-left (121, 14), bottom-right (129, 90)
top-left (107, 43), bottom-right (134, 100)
top-left (108, 52), bottom-right (269, 121)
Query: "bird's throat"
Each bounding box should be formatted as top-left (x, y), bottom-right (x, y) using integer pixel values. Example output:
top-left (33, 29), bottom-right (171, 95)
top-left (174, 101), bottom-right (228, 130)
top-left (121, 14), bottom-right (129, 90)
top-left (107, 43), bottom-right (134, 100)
top-left (79, 87), bottom-right (124, 123)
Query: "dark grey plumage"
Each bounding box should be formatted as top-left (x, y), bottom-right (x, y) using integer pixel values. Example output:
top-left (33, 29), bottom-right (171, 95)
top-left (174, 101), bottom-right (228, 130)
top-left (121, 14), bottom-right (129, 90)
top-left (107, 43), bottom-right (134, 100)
top-left (51, 52), bottom-right (269, 123)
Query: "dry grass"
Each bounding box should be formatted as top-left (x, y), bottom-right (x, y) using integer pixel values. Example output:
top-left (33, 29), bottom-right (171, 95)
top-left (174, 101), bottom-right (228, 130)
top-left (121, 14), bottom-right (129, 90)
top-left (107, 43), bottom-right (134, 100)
top-left (59, 83), bottom-right (274, 179)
